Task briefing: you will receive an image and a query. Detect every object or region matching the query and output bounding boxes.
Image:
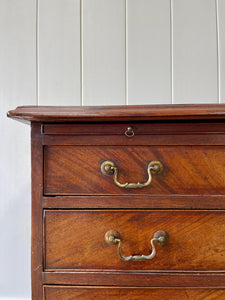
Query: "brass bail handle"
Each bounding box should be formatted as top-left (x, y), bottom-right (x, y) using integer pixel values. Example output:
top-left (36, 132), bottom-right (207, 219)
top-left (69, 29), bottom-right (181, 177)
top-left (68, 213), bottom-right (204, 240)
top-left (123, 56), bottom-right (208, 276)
top-left (101, 160), bottom-right (163, 189)
top-left (105, 230), bottom-right (169, 262)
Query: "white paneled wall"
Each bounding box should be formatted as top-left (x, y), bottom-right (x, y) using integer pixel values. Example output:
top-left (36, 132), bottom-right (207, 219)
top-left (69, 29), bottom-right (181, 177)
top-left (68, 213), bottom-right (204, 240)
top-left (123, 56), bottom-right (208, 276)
top-left (38, 0), bottom-right (81, 105)
top-left (1, 1), bottom-right (225, 299)
top-left (127, 0), bottom-right (171, 104)
top-left (37, 0), bottom-right (225, 105)
top-left (0, 0), bottom-right (36, 299)
top-left (173, 0), bottom-right (218, 103)
top-left (82, 0), bottom-right (126, 105)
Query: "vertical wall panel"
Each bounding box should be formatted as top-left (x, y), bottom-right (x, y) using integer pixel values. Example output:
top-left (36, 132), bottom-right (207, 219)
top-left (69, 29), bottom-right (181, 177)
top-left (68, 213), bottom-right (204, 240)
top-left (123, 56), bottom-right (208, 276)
top-left (38, 0), bottom-right (80, 105)
top-left (127, 0), bottom-right (171, 105)
top-left (218, 0), bottom-right (225, 102)
top-left (82, 0), bottom-right (125, 105)
top-left (173, 0), bottom-right (218, 103)
top-left (0, 0), bottom-right (36, 298)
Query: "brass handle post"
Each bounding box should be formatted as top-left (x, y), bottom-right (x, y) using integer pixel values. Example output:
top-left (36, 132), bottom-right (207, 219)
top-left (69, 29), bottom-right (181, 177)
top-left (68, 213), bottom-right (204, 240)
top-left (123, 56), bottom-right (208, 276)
top-left (101, 160), bottom-right (163, 189)
top-left (105, 230), bottom-right (169, 262)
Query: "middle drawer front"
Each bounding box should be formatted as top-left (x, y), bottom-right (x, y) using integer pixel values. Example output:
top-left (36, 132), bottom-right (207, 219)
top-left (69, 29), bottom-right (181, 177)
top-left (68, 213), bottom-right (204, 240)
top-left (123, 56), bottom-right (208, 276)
top-left (44, 210), bottom-right (225, 271)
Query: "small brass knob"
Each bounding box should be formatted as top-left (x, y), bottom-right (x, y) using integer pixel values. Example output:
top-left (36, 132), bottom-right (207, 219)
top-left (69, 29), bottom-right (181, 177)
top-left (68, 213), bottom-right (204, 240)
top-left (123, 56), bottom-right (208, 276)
top-left (125, 126), bottom-right (134, 137)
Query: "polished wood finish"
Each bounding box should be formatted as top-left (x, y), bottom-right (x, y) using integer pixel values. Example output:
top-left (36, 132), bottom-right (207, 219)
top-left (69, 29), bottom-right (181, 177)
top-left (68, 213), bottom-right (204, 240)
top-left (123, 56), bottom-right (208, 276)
top-left (31, 123), bottom-right (43, 299)
top-left (7, 105), bottom-right (225, 299)
top-left (43, 121), bottom-right (225, 135)
top-left (43, 195), bottom-right (225, 209)
top-left (43, 272), bottom-right (225, 287)
top-left (44, 146), bottom-right (225, 195)
top-left (43, 133), bottom-right (225, 146)
top-left (7, 104), bottom-right (225, 123)
top-left (45, 210), bottom-right (225, 271)
top-left (44, 286), bottom-right (225, 300)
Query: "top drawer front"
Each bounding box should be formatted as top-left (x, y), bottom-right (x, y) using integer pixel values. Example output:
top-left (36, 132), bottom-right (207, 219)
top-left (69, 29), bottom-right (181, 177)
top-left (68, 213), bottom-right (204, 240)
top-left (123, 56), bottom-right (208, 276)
top-left (43, 122), bottom-right (225, 135)
top-left (44, 145), bottom-right (225, 195)
top-left (42, 122), bottom-right (225, 146)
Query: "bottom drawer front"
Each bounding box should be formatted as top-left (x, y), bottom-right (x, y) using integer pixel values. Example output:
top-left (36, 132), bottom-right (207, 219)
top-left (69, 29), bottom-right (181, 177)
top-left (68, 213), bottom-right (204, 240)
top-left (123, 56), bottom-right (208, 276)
top-left (45, 210), bottom-right (225, 271)
top-left (44, 287), bottom-right (225, 300)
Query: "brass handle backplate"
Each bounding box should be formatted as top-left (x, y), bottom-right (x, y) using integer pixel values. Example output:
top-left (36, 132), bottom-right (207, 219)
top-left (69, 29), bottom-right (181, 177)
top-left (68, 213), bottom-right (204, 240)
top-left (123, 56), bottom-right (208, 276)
top-left (105, 230), bottom-right (169, 262)
top-left (101, 160), bottom-right (163, 189)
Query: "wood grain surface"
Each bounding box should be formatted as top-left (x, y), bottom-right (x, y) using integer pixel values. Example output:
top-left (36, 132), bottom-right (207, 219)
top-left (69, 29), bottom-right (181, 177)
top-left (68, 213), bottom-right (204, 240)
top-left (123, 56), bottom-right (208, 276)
top-left (42, 195), bottom-right (225, 210)
top-left (31, 123), bottom-right (43, 299)
top-left (7, 104), bottom-right (225, 123)
top-left (43, 272), bottom-right (225, 287)
top-left (44, 145), bottom-right (225, 195)
top-left (44, 286), bottom-right (225, 300)
top-left (45, 210), bottom-right (225, 271)
top-left (42, 121), bottom-right (225, 135)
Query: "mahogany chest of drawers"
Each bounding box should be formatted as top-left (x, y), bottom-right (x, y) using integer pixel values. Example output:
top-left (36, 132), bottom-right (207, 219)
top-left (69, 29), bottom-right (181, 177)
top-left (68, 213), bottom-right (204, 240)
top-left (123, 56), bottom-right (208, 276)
top-left (8, 104), bottom-right (225, 299)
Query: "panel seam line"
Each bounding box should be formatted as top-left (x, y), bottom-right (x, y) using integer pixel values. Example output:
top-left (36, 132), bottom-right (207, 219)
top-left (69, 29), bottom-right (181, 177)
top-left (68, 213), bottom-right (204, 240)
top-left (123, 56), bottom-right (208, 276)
top-left (170, 0), bottom-right (174, 104)
top-left (215, 0), bottom-right (221, 103)
top-left (125, 0), bottom-right (128, 105)
top-left (36, 0), bottom-right (39, 105)
top-left (80, 0), bottom-right (83, 106)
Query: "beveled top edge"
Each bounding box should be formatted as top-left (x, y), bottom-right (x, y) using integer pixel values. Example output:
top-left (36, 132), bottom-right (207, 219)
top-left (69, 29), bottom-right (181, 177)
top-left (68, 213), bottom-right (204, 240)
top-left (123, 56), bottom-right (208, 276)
top-left (7, 104), bottom-right (225, 124)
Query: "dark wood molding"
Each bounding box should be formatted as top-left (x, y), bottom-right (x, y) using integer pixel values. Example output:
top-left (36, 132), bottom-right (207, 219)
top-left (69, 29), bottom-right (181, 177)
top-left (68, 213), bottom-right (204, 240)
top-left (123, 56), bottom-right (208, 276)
top-left (31, 123), bottom-right (43, 300)
top-left (43, 271), bottom-right (225, 287)
top-left (43, 195), bottom-right (225, 209)
top-left (7, 104), bottom-right (225, 123)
